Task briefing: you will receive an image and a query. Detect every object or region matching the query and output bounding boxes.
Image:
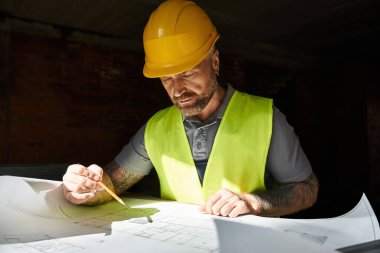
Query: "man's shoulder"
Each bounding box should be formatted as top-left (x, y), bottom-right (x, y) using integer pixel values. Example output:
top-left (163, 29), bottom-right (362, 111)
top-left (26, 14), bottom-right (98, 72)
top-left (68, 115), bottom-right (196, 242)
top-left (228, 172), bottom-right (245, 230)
top-left (235, 90), bottom-right (272, 102)
top-left (151, 105), bottom-right (176, 117)
top-left (232, 91), bottom-right (273, 109)
top-left (147, 105), bottom-right (181, 127)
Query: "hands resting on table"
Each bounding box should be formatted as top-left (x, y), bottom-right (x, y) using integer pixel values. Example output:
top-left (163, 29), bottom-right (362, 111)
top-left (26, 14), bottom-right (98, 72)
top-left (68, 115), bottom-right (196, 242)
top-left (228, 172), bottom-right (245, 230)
top-left (62, 163), bottom-right (319, 217)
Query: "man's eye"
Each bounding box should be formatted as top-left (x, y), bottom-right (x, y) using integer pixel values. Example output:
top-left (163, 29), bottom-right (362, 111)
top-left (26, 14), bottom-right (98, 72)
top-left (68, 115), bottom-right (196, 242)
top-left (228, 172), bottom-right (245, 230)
top-left (183, 73), bottom-right (194, 78)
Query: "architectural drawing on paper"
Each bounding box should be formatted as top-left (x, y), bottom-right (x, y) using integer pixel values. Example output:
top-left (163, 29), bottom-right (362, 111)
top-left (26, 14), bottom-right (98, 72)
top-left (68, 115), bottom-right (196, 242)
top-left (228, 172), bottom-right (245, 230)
top-left (1, 176), bottom-right (380, 253)
top-left (72, 206), bottom-right (218, 252)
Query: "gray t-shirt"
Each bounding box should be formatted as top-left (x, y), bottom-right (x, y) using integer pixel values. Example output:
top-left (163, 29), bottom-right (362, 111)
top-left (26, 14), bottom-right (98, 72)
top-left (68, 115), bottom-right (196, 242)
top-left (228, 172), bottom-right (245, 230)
top-left (115, 84), bottom-right (312, 188)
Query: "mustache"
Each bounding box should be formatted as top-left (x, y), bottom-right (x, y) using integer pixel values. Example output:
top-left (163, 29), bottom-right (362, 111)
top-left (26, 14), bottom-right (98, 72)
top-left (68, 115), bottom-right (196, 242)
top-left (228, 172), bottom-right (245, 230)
top-left (172, 91), bottom-right (196, 103)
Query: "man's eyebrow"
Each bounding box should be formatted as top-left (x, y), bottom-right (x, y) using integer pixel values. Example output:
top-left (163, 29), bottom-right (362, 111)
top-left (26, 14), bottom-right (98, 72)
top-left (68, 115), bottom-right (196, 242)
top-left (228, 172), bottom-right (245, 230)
top-left (184, 67), bottom-right (199, 74)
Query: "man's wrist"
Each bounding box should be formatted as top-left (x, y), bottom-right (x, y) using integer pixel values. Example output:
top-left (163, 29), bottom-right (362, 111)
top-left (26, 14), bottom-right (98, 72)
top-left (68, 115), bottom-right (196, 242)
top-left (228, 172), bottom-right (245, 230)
top-left (83, 173), bottom-right (115, 205)
top-left (240, 193), bottom-right (262, 215)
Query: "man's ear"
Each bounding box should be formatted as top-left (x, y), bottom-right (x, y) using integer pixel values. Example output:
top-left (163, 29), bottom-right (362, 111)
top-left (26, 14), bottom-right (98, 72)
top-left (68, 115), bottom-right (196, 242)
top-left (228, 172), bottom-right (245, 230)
top-left (212, 49), bottom-right (220, 74)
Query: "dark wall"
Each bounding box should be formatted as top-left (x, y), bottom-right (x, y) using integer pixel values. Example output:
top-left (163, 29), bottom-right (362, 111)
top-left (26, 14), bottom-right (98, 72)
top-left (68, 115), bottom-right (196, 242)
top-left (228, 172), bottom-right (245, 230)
top-left (0, 32), bottom-right (170, 165)
top-left (245, 57), bottom-right (379, 218)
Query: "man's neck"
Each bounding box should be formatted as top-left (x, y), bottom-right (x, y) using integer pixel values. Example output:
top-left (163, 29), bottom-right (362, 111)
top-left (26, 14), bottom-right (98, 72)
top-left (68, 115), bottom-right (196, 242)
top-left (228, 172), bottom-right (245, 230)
top-left (196, 85), bottom-right (226, 122)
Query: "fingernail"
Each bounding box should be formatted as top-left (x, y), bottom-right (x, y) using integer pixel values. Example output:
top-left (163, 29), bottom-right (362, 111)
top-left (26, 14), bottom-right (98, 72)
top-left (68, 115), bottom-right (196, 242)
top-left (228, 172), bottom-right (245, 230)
top-left (94, 175), bottom-right (101, 181)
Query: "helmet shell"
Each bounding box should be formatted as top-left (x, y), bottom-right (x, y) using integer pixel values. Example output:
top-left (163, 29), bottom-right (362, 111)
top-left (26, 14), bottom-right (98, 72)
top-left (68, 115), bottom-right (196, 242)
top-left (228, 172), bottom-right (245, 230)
top-left (143, 0), bottom-right (220, 78)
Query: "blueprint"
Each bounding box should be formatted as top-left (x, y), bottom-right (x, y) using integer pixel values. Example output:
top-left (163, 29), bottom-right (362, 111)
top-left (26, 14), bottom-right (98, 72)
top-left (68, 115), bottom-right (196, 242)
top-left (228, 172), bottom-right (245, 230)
top-left (0, 175), bottom-right (379, 253)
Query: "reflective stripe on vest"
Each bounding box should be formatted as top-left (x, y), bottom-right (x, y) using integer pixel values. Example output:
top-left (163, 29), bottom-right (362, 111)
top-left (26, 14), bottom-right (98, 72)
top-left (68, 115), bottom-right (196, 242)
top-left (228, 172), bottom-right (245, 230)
top-left (145, 91), bottom-right (273, 204)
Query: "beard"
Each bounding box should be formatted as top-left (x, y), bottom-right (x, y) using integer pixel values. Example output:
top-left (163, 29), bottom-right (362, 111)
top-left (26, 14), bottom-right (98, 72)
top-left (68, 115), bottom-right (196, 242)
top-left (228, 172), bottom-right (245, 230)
top-left (172, 77), bottom-right (218, 117)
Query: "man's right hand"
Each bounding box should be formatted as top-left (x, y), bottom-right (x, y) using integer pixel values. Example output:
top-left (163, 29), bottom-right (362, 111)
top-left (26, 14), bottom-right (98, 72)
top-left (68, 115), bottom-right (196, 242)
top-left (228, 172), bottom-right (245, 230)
top-left (62, 164), bottom-right (104, 205)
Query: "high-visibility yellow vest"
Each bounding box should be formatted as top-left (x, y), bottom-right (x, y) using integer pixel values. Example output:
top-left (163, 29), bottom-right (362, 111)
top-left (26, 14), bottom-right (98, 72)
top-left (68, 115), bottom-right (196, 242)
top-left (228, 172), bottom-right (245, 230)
top-left (145, 91), bottom-right (273, 204)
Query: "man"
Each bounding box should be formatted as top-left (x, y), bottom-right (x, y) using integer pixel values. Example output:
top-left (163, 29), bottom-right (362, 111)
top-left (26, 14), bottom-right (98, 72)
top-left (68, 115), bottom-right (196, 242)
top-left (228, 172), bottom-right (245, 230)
top-left (62, 0), bottom-right (319, 218)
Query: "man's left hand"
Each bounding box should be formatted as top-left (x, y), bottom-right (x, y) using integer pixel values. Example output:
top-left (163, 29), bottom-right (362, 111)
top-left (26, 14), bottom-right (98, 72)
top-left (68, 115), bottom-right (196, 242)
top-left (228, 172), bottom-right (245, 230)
top-left (199, 188), bottom-right (251, 218)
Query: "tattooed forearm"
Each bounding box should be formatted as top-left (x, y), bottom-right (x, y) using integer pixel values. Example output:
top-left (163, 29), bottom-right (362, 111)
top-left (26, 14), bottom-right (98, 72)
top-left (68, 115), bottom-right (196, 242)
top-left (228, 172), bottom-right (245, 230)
top-left (104, 160), bottom-right (144, 195)
top-left (243, 173), bottom-right (319, 217)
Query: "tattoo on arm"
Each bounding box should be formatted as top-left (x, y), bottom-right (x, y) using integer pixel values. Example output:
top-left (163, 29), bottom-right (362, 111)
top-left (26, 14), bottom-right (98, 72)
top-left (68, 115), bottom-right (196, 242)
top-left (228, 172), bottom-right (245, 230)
top-left (247, 173), bottom-right (319, 217)
top-left (104, 160), bottom-right (144, 195)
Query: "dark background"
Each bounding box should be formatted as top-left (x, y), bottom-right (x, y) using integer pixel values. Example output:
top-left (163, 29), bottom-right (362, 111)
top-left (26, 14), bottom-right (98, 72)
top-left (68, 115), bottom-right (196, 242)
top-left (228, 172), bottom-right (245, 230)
top-left (0, 0), bottom-right (379, 219)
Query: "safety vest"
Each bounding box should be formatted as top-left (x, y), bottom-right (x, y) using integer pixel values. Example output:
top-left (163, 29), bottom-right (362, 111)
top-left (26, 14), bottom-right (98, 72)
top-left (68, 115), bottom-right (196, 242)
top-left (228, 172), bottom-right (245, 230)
top-left (145, 91), bottom-right (273, 204)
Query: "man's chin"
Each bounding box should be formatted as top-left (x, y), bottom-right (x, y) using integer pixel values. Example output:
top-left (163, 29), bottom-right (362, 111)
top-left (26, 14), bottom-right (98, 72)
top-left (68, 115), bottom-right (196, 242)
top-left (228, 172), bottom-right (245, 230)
top-left (178, 106), bottom-right (201, 117)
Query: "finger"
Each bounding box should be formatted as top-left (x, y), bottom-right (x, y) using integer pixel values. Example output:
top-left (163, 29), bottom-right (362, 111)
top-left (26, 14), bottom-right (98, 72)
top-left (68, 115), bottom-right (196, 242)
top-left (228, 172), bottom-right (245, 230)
top-left (67, 164), bottom-right (101, 182)
top-left (87, 164), bottom-right (105, 192)
top-left (219, 197), bottom-right (240, 217)
top-left (228, 200), bottom-right (250, 218)
top-left (205, 191), bottom-right (223, 215)
top-left (66, 164), bottom-right (87, 176)
top-left (210, 189), bottom-right (237, 215)
top-left (64, 164), bottom-right (102, 191)
top-left (87, 164), bottom-right (103, 180)
top-left (63, 173), bottom-right (98, 191)
top-left (63, 181), bottom-right (94, 194)
top-left (63, 185), bottom-right (95, 205)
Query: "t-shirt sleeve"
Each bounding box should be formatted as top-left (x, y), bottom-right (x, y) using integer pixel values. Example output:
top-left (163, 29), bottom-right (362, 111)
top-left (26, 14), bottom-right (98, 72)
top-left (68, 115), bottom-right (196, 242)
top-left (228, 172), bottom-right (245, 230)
top-left (266, 106), bottom-right (313, 184)
top-left (114, 123), bottom-right (153, 176)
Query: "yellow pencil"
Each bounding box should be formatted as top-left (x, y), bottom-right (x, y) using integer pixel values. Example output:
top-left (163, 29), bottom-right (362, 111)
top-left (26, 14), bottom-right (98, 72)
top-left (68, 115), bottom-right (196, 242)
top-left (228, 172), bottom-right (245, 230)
top-left (97, 181), bottom-right (126, 206)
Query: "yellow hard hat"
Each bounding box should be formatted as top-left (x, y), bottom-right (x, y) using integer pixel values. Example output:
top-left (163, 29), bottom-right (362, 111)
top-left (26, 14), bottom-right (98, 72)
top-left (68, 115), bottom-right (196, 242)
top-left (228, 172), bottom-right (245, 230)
top-left (143, 0), bottom-right (220, 78)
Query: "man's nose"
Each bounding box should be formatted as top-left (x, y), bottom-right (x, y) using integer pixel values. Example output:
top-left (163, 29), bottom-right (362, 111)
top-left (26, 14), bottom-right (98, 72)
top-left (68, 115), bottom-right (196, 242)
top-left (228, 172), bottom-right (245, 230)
top-left (172, 79), bottom-right (186, 97)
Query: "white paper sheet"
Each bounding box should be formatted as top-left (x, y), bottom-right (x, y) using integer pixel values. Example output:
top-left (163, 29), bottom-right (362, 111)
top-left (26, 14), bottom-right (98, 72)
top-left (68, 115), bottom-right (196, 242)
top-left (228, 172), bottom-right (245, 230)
top-left (233, 193), bottom-right (380, 250)
top-left (215, 219), bottom-right (338, 253)
top-left (0, 176), bottom-right (379, 253)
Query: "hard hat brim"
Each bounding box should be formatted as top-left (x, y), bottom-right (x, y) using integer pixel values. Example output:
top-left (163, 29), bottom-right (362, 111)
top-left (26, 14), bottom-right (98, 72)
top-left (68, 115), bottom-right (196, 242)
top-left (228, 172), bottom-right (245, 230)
top-left (143, 31), bottom-right (220, 78)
